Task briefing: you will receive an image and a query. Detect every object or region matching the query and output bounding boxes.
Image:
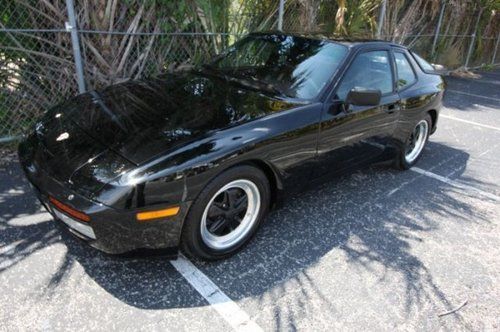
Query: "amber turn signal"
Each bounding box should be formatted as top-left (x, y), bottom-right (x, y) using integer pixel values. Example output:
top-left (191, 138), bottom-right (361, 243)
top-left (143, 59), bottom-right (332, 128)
top-left (49, 196), bottom-right (90, 222)
top-left (136, 206), bottom-right (180, 221)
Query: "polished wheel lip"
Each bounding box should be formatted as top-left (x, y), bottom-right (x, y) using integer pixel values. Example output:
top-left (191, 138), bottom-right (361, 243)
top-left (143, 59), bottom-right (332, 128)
top-left (405, 119), bottom-right (429, 164)
top-left (200, 179), bottom-right (261, 250)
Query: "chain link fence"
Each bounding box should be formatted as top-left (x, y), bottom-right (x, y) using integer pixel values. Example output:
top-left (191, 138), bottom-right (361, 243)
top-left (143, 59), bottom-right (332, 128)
top-left (1, 0), bottom-right (499, 143)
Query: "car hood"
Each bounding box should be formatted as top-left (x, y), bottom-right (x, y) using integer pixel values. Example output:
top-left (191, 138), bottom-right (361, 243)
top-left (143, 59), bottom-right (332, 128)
top-left (54, 71), bottom-right (303, 165)
top-left (31, 71), bottom-right (304, 196)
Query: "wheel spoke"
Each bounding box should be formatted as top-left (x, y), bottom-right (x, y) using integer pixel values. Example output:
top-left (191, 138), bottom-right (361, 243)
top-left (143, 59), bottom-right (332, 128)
top-left (222, 191), bottom-right (230, 207)
top-left (208, 217), bottom-right (229, 235)
top-left (234, 195), bottom-right (248, 212)
top-left (227, 189), bottom-right (240, 208)
top-left (228, 216), bottom-right (242, 230)
top-left (208, 204), bottom-right (226, 218)
top-left (234, 205), bottom-right (247, 215)
top-left (226, 217), bottom-right (238, 232)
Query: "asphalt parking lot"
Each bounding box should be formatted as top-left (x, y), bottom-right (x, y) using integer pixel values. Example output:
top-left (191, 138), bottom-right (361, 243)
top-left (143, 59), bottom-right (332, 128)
top-left (1, 70), bottom-right (499, 331)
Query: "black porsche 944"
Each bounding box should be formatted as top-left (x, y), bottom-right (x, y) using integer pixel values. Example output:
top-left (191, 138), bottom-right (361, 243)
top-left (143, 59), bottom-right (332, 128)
top-left (19, 32), bottom-right (444, 260)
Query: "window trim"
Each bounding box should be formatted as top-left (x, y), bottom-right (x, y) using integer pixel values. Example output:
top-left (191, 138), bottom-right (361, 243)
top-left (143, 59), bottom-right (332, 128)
top-left (393, 50), bottom-right (418, 92)
top-left (331, 47), bottom-right (396, 102)
top-left (409, 50), bottom-right (435, 73)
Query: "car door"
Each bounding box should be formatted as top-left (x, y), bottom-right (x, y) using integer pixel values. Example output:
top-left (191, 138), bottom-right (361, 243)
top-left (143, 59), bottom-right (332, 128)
top-left (315, 48), bottom-right (400, 177)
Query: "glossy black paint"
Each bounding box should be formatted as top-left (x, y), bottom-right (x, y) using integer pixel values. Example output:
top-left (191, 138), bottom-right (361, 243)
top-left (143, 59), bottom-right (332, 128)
top-left (18, 33), bottom-right (444, 256)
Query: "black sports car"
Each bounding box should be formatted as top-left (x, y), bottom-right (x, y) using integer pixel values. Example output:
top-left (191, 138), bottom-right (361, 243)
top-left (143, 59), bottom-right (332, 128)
top-left (19, 32), bottom-right (444, 260)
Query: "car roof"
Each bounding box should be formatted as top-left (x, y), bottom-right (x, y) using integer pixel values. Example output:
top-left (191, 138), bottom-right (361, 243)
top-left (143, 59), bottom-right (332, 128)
top-left (249, 31), bottom-right (404, 49)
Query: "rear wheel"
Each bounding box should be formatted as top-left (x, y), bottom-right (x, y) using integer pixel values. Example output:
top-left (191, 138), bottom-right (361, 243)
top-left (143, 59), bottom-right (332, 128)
top-left (396, 114), bottom-right (431, 170)
top-left (181, 165), bottom-right (270, 260)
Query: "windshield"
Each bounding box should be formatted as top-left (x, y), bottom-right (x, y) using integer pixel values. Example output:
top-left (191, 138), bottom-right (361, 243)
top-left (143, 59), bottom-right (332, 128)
top-left (207, 34), bottom-right (348, 100)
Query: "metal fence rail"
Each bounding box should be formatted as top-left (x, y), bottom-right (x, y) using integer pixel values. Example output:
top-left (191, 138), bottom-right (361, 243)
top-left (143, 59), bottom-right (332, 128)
top-left (1, 0), bottom-right (499, 143)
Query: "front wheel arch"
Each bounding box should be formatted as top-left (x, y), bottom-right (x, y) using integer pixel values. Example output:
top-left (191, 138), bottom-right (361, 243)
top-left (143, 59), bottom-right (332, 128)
top-left (237, 159), bottom-right (282, 210)
top-left (190, 158), bottom-right (282, 211)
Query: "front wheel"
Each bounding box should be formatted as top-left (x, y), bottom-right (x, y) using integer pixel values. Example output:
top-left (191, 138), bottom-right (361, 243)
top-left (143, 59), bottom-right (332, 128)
top-left (396, 114), bottom-right (431, 170)
top-left (181, 165), bottom-right (270, 260)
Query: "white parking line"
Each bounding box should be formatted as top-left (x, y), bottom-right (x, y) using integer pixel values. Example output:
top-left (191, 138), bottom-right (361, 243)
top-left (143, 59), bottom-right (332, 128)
top-left (170, 255), bottom-right (263, 332)
top-left (6, 211), bottom-right (260, 331)
top-left (410, 167), bottom-right (500, 201)
top-left (440, 114), bottom-right (500, 132)
top-left (447, 89), bottom-right (500, 102)
top-left (4, 212), bottom-right (52, 224)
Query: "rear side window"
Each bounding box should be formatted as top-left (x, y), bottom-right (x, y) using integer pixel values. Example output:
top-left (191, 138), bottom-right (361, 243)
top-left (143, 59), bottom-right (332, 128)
top-left (336, 50), bottom-right (393, 100)
top-left (411, 52), bottom-right (434, 72)
top-left (394, 52), bottom-right (417, 89)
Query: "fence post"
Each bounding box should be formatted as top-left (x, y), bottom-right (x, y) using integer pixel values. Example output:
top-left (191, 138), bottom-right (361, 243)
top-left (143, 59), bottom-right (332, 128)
top-left (464, 8), bottom-right (482, 69)
top-left (65, 0), bottom-right (86, 93)
top-left (278, 0), bottom-right (285, 31)
top-left (492, 32), bottom-right (500, 65)
top-left (376, 0), bottom-right (387, 39)
top-left (431, 0), bottom-right (446, 60)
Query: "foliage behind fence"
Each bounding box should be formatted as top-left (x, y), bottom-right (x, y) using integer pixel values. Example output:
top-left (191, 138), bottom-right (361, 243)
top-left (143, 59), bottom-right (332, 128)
top-left (1, 0), bottom-right (499, 142)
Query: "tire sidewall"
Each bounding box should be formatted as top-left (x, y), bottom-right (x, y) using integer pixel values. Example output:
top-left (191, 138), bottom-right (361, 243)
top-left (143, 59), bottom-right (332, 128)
top-left (182, 165), bottom-right (270, 260)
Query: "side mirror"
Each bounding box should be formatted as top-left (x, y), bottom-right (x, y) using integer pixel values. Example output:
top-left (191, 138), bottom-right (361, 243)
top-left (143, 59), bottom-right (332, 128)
top-left (345, 87), bottom-right (381, 106)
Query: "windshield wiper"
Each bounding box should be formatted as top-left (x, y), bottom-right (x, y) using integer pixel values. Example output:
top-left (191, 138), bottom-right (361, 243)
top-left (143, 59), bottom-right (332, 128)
top-left (198, 65), bottom-right (286, 97)
top-left (228, 76), bottom-right (284, 96)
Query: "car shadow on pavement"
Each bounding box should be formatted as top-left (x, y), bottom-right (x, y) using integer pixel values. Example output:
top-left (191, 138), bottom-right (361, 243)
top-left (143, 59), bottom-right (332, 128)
top-left (0, 142), bottom-right (493, 328)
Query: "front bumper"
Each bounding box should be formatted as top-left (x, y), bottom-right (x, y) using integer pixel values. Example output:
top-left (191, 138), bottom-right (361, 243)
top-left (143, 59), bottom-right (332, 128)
top-left (19, 142), bottom-right (190, 256)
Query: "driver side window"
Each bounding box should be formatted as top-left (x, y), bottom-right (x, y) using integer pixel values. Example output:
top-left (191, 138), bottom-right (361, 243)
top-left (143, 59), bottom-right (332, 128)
top-left (335, 50), bottom-right (393, 100)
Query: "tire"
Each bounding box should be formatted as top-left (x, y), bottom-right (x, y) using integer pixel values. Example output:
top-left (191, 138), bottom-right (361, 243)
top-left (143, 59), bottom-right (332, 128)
top-left (395, 114), bottom-right (432, 170)
top-left (181, 165), bottom-right (271, 260)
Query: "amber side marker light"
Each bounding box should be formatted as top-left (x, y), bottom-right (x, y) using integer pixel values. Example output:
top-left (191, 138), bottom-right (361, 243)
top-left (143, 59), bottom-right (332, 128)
top-left (49, 196), bottom-right (90, 222)
top-left (136, 206), bottom-right (180, 221)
